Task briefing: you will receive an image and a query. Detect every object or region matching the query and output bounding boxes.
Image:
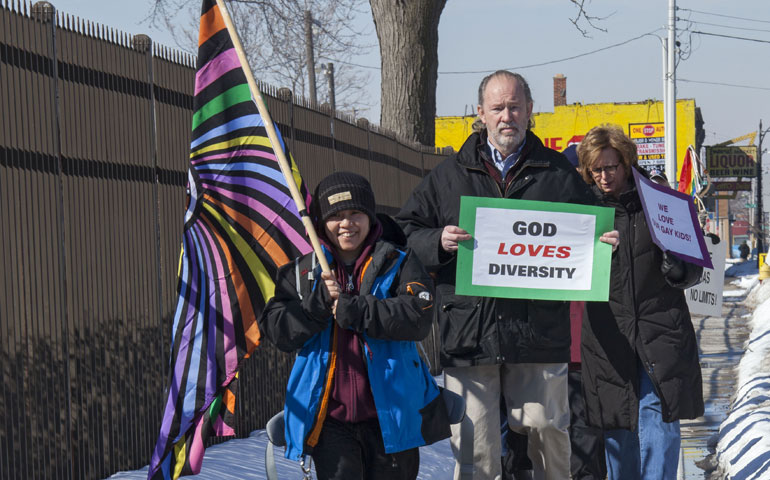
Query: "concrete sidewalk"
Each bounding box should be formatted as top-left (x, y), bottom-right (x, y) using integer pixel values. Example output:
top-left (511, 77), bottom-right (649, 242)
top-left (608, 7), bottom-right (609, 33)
top-left (677, 285), bottom-right (751, 479)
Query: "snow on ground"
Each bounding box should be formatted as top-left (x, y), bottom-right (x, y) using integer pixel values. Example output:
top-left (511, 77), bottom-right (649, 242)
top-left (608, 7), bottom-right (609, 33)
top-left (109, 378), bottom-right (454, 480)
top-left (723, 289), bottom-right (748, 298)
top-left (713, 279), bottom-right (770, 479)
top-left (735, 276), bottom-right (760, 292)
top-left (109, 433), bottom-right (455, 480)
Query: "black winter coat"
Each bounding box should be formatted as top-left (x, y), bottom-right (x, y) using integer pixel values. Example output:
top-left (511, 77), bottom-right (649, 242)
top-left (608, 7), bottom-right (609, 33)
top-left (258, 215), bottom-right (436, 351)
top-left (257, 215), bottom-right (450, 456)
top-left (581, 175), bottom-right (705, 430)
top-left (397, 130), bottom-right (595, 368)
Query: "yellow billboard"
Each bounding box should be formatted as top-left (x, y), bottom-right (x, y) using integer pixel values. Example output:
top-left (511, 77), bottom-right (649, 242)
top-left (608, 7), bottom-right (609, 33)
top-left (435, 99), bottom-right (699, 181)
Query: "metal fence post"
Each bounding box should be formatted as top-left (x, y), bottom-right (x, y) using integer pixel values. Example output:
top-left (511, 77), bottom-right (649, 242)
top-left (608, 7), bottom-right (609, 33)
top-left (277, 87), bottom-right (294, 152)
top-left (328, 104), bottom-right (337, 171)
top-left (133, 33), bottom-right (164, 400)
top-left (32, 1), bottom-right (74, 477)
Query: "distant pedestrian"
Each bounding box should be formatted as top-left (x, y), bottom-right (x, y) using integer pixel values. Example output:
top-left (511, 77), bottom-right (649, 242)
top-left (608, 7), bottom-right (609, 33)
top-left (739, 241), bottom-right (750, 260)
top-left (648, 168), bottom-right (670, 188)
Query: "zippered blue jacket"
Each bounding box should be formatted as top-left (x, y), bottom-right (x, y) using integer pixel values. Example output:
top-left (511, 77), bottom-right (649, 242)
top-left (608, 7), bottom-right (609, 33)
top-left (259, 228), bottom-right (451, 459)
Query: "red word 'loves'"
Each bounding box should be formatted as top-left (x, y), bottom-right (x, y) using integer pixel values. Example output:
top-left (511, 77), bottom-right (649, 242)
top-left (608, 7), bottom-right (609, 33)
top-left (497, 243), bottom-right (572, 258)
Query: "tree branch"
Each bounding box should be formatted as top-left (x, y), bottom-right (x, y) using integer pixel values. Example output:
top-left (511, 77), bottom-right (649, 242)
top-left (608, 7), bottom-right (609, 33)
top-left (569, 0), bottom-right (612, 37)
top-left (144, 0), bottom-right (373, 116)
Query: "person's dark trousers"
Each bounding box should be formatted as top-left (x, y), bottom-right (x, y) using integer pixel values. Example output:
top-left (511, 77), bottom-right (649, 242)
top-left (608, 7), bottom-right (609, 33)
top-left (501, 428), bottom-right (533, 480)
top-left (312, 417), bottom-right (419, 480)
top-left (501, 396), bottom-right (534, 480)
top-left (569, 368), bottom-right (607, 479)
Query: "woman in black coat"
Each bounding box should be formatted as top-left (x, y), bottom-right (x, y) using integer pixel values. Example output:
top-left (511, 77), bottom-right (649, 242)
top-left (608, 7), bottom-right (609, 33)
top-left (576, 125), bottom-right (704, 480)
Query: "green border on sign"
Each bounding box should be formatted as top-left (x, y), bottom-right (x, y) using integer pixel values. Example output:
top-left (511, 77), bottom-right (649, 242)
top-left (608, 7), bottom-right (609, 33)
top-left (456, 196), bottom-right (615, 301)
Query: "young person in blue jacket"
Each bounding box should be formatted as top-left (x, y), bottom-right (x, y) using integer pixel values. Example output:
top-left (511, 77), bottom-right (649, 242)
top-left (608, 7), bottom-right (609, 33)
top-left (259, 172), bottom-right (451, 480)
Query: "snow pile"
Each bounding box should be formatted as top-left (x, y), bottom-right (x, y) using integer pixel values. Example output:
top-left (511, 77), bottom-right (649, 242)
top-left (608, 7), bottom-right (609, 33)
top-left (733, 275), bottom-right (759, 292)
top-left (745, 277), bottom-right (769, 310)
top-left (723, 289), bottom-right (748, 298)
top-left (713, 280), bottom-right (770, 479)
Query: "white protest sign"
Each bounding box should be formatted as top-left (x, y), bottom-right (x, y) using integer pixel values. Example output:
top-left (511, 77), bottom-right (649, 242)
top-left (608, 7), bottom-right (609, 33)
top-left (632, 169), bottom-right (713, 269)
top-left (686, 236), bottom-right (726, 317)
top-left (456, 197), bottom-right (614, 301)
top-left (472, 208), bottom-right (595, 289)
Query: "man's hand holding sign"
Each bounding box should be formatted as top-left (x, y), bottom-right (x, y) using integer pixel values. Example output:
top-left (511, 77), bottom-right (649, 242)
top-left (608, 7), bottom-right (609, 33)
top-left (454, 197), bottom-right (616, 301)
top-left (441, 225), bottom-right (472, 252)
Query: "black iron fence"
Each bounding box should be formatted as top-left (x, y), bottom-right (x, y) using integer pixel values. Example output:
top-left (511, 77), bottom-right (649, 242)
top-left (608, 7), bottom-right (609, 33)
top-left (0, 1), bottom-right (447, 478)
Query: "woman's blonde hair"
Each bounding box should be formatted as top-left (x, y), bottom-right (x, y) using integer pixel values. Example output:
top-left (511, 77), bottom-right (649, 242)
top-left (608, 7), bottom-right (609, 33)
top-left (577, 124), bottom-right (639, 185)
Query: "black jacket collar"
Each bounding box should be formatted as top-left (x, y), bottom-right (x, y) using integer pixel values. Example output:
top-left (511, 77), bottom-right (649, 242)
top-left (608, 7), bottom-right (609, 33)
top-left (455, 130), bottom-right (549, 170)
top-left (591, 166), bottom-right (649, 211)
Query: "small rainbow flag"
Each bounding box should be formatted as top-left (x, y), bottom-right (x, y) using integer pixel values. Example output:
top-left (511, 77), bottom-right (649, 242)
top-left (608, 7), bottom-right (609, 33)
top-left (678, 146), bottom-right (698, 197)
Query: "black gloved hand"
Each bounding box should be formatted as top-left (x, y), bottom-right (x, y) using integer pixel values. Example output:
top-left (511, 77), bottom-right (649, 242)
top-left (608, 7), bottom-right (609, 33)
top-left (301, 278), bottom-right (334, 323)
top-left (661, 251), bottom-right (686, 282)
top-left (333, 295), bottom-right (363, 332)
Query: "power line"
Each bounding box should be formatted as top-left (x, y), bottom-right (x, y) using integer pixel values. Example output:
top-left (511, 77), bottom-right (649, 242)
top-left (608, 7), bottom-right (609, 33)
top-left (679, 78), bottom-right (770, 91)
top-left (439, 30), bottom-right (662, 74)
top-left (678, 7), bottom-right (770, 24)
top-left (321, 29), bottom-right (663, 75)
top-left (319, 56), bottom-right (380, 71)
top-left (685, 20), bottom-right (770, 34)
top-left (692, 30), bottom-right (770, 44)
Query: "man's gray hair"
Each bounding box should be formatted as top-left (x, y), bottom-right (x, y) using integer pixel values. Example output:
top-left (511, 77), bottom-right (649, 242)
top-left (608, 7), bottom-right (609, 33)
top-left (476, 70), bottom-right (535, 130)
top-left (477, 70), bottom-right (533, 107)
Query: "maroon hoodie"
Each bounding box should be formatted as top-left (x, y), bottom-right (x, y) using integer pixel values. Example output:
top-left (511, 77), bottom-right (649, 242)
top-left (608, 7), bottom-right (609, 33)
top-left (322, 221), bottom-right (383, 423)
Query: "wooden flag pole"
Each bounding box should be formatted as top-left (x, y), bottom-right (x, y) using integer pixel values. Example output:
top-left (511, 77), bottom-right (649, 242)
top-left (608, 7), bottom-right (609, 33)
top-left (215, 0), bottom-right (332, 274)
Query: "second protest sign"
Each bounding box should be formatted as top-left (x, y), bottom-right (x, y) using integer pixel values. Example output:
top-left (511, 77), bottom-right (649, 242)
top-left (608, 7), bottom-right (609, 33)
top-left (456, 196), bottom-right (614, 301)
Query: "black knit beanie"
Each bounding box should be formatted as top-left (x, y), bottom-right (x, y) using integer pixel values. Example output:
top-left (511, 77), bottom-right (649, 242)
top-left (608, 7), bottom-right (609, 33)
top-left (313, 171), bottom-right (376, 224)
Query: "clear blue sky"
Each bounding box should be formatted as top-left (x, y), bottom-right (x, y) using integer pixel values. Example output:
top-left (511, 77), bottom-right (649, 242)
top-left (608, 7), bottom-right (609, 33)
top-left (49, 0), bottom-right (770, 147)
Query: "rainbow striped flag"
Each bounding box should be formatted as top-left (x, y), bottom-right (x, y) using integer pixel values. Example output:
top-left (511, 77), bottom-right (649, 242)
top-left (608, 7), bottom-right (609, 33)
top-left (147, 1), bottom-right (312, 478)
top-left (678, 146), bottom-right (698, 197)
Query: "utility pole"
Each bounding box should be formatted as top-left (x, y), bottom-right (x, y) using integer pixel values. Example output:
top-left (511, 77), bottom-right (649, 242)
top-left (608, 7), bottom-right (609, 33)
top-left (304, 10), bottom-right (317, 105)
top-left (661, 38), bottom-right (668, 176)
top-left (322, 62), bottom-right (336, 112)
top-left (665, 0), bottom-right (678, 189)
top-left (758, 120), bottom-right (767, 256)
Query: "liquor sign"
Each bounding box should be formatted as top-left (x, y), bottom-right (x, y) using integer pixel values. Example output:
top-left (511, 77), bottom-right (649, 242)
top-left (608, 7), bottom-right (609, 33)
top-left (706, 146), bottom-right (757, 177)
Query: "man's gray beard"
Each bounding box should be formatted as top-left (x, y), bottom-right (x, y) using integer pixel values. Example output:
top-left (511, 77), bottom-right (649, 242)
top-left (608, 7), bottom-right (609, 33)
top-left (490, 127), bottom-right (524, 155)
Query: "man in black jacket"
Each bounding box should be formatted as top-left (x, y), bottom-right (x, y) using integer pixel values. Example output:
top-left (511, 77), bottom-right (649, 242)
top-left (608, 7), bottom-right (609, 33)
top-left (397, 71), bottom-right (618, 480)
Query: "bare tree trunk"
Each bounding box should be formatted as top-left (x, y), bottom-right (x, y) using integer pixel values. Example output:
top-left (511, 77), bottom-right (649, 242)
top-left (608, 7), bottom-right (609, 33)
top-left (370, 0), bottom-right (446, 146)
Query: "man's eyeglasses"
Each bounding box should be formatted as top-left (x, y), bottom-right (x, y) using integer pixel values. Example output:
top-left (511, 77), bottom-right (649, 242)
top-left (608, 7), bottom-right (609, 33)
top-left (590, 164), bottom-right (620, 177)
